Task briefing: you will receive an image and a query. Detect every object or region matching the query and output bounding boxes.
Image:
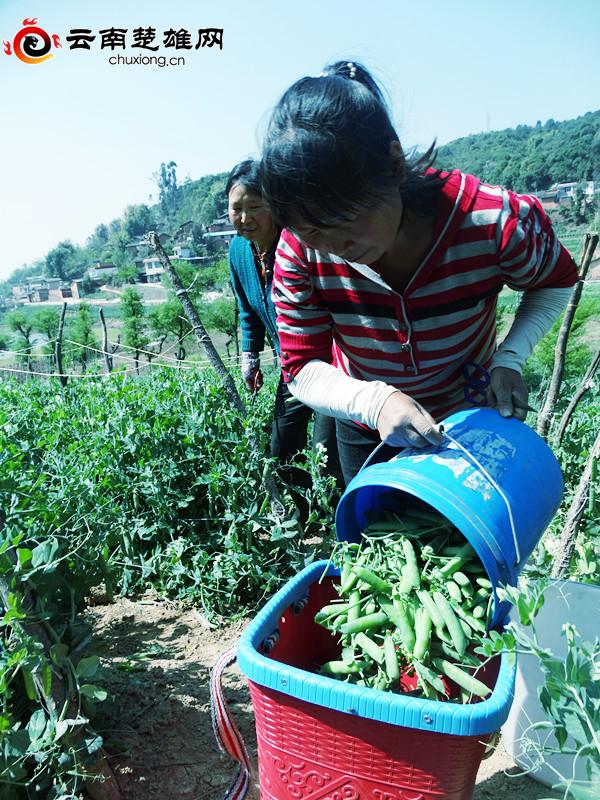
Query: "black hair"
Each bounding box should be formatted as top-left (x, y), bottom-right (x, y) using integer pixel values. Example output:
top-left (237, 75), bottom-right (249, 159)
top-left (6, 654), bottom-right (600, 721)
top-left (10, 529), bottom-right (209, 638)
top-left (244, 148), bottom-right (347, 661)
top-left (225, 158), bottom-right (263, 197)
top-left (260, 60), bottom-right (445, 229)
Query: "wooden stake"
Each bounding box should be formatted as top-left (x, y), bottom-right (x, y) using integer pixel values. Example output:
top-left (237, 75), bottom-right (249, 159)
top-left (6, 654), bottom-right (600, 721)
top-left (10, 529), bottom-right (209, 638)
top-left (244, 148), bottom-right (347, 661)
top-left (144, 232), bottom-right (285, 516)
top-left (55, 302), bottom-right (68, 387)
top-left (551, 428), bottom-right (600, 579)
top-left (555, 346), bottom-right (600, 446)
top-left (537, 233), bottom-right (599, 439)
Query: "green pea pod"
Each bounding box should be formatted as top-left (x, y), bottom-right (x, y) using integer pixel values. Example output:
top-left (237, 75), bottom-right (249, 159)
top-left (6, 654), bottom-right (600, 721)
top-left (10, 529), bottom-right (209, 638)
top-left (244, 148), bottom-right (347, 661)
top-left (446, 581), bottom-right (462, 603)
top-left (383, 635), bottom-right (400, 682)
top-left (401, 539), bottom-right (420, 589)
top-left (414, 660), bottom-right (448, 697)
top-left (453, 571), bottom-right (471, 586)
top-left (320, 660), bottom-right (368, 676)
top-left (433, 591), bottom-right (467, 655)
top-left (398, 564), bottom-right (415, 595)
top-left (433, 658), bottom-right (491, 698)
top-left (413, 607), bottom-right (432, 661)
top-left (439, 543), bottom-right (475, 577)
top-left (354, 632), bottom-right (385, 664)
top-left (22, 667), bottom-right (37, 701)
top-left (416, 589), bottom-right (444, 629)
top-left (314, 602), bottom-right (351, 624)
top-left (453, 602), bottom-right (487, 633)
top-left (347, 590), bottom-right (361, 623)
top-left (379, 597), bottom-right (415, 655)
top-left (339, 611), bottom-right (388, 635)
top-left (352, 566), bottom-right (393, 596)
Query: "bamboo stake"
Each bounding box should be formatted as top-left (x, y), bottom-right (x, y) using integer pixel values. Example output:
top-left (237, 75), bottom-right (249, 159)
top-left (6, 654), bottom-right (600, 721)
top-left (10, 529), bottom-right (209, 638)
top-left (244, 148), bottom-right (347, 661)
top-left (555, 346), bottom-right (600, 446)
top-left (144, 231), bottom-right (285, 516)
top-left (99, 308), bottom-right (114, 373)
top-left (537, 233), bottom-right (599, 439)
top-left (551, 428), bottom-right (600, 579)
top-left (55, 302), bottom-right (68, 387)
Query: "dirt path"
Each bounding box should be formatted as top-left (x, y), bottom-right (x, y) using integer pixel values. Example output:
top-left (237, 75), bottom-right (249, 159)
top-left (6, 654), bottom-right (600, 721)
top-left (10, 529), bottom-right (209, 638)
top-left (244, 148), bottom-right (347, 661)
top-left (85, 596), bottom-right (561, 800)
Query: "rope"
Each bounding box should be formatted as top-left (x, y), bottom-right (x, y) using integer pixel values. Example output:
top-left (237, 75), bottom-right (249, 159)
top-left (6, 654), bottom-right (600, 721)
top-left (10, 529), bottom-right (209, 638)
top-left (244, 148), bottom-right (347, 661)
top-left (210, 644), bottom-right (251, 800)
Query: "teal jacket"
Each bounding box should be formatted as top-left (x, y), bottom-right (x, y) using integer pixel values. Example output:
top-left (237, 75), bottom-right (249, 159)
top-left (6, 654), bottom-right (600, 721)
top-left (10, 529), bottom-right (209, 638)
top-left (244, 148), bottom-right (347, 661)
top-left (228, 235), bottom-right (279, 354)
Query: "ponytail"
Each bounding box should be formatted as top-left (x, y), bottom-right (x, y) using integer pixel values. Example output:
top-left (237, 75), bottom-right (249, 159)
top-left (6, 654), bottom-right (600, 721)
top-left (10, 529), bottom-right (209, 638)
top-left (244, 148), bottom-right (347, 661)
top-left (260, 60), bottom-right (445, 229)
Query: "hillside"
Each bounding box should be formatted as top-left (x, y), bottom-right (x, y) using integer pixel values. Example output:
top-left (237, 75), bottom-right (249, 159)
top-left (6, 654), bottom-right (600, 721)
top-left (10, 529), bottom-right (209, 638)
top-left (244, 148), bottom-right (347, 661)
top-left (435, 110), bottom-right (600, 192)
top-left (2, 109), bottom-right (599, 292)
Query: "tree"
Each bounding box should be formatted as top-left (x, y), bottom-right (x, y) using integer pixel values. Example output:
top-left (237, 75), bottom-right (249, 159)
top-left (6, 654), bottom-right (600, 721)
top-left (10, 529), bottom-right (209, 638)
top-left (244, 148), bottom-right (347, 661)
top-left (120, 287), bottom-right (147, 373)
top-left (32, 308), bottom-right (60, 369)
top-left (202, 296), bottom-right (239, 358)
top-left (147, 298), bottom-right (191, 364)
top-left (6, 310), bottom-right (34, 372)
top-left (153, 161), bottom-right (180, 220)
top-left (121, 204), bottom-right (156, 240)
top-left (69, 302), bottom-right (98, 373)
top-left (113, 264), bottom-right (138, 286)
top-left (45, 241), bottom-right (79, 281)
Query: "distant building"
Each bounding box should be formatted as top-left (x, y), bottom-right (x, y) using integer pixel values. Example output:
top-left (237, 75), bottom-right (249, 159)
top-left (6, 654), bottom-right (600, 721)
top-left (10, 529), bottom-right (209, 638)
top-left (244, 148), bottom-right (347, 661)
top-left (12, 276), bottom-right (80, 304)
top-left (554, 180), bottom-right (599, 203)
top-left (204, 216), bottom-right (235, 245)
top-left (87, 262), bottom-right (118, 282)
top-left (138, 257), bottom-right (164, 283)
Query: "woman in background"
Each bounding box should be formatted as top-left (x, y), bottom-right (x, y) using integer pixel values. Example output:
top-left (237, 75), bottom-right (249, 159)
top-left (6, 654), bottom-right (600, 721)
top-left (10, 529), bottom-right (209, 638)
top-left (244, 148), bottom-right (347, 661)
top-left (226, 159), bottom-right (342, 509)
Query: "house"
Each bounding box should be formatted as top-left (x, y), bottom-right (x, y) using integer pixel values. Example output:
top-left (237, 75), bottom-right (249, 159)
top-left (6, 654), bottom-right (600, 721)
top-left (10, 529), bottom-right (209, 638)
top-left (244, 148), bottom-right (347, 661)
top-left (12, 276), bottom-right (80, 304)
top-left (87, 261), bottom-right (118, 282)
top-left (534, 188), bottom-right (559, 213)
top-left (554, 180), bottom-right (600, 204)
top-left (138, 257), bottom-right (164, 283)
top-left (204, 216), bottom-right (236, 245)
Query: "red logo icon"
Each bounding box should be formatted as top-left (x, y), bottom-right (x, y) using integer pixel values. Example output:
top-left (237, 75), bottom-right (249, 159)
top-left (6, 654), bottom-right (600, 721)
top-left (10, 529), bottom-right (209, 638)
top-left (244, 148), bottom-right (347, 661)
top-left (4, 18), bottom-right (61, 64)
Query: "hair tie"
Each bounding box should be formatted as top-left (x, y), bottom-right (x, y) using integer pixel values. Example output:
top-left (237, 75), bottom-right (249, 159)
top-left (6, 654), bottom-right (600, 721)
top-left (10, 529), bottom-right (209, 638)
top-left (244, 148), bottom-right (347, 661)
top-left (346, 61), bottom-right (357, 79)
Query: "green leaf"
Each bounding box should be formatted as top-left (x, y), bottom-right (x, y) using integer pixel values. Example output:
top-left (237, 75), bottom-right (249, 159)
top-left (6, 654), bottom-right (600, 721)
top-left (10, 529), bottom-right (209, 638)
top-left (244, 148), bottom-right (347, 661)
top-left (76, 655), bottom-right (100, 679)
top-left (16, 548), bottom-right (32, 568)
top-left (80, 684), bottom-right (108, 702)
top-left (31, 538), bottom-right (59, 569)
top-left (27, 709), bottom-right (47, 742)
top-left (563, 710), bottom-right (591, 746)
top-left (50, 643), bottom-right (69, 666)
top-left (84, 733), bottom-right (103, 754)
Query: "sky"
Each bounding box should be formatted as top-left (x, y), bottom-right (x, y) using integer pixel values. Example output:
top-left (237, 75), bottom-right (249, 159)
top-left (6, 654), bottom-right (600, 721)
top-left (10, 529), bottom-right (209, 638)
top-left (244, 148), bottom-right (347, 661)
top-left (1, 0), bottom-right (599, 280)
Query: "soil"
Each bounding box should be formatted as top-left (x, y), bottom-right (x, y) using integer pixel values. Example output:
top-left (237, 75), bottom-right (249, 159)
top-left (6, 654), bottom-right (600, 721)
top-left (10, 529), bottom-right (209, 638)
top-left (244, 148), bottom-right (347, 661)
top-left (84, 595), bottom-right (562, 800)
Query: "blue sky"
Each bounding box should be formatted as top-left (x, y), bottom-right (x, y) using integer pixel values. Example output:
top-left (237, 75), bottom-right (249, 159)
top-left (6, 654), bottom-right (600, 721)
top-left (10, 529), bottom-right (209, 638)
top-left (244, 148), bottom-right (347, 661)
top-left (1, 0), bottom-right (598, 280)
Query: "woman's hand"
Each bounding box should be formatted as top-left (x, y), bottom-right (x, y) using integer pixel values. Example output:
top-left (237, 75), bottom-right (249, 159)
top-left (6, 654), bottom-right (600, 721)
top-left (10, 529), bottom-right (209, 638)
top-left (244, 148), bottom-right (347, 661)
top-left (376, 391), bottom-right (445, 448)
top-left (486, 367), bottom-right (529, 420)
top-left (241, 352), bottom-right (262, 392)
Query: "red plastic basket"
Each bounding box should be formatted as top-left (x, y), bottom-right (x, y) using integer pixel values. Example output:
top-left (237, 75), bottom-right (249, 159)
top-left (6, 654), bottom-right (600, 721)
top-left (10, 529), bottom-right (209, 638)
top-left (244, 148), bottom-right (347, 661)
top-left (250, 681), bottom-right (489, 800)
top-left (247, 578), bottom-right (492, 800)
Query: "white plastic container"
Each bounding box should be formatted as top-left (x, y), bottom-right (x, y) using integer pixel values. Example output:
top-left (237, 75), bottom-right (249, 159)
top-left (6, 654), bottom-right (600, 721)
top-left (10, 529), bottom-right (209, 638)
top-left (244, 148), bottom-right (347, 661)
top-left (502, 579), bottom-right (599, 798)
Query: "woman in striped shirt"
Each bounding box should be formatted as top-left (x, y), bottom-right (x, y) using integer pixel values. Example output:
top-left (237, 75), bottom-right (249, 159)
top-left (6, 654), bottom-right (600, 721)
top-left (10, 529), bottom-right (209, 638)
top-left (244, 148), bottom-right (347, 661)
top-left (260, 61), bottom-right (578, 485)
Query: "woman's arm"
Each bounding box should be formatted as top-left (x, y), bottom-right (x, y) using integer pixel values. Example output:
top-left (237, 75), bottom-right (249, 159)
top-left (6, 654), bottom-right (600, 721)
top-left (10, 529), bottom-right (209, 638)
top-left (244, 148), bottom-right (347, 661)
top-left (290, 360), bottom-right (443, 447)
top-left (488, 191), bottom-right (578, 417)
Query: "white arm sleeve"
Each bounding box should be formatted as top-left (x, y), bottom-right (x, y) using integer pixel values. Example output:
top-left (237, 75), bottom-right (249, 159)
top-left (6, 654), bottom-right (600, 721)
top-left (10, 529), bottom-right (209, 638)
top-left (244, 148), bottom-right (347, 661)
top-left (288, 360), bottom-right (398, 429)
top-left (491, 286), bottom-right (573, 373)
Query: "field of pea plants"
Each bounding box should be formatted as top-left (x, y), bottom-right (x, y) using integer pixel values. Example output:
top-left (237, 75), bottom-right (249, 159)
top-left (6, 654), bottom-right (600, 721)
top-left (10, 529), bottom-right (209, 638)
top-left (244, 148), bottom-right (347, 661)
top-left (1, 281), bottom-right (599, 800)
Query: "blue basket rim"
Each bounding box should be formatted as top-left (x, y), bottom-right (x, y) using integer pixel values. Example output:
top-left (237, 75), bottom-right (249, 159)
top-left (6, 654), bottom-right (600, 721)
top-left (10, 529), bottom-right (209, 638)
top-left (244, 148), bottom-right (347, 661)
top-left (238, 560), bottom-right (517, 736)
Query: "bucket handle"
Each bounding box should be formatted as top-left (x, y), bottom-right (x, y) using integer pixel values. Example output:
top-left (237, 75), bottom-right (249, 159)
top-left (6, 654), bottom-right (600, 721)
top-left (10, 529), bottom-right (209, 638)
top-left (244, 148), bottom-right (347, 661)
top-left (361, 434), bottom-right (521, 567)
top-left (442, 432), bottom-right (521, 567)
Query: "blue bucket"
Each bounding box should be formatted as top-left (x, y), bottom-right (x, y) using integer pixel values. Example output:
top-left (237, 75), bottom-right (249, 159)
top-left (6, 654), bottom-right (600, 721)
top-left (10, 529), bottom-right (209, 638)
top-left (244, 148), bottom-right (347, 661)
top-left (335, 408), bottom-right (564, 626)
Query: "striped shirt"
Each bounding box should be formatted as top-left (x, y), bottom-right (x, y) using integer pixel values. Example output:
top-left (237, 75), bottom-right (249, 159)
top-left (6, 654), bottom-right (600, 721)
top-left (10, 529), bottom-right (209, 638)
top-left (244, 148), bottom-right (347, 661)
top-left (272, 170), bottom-right (578, 419)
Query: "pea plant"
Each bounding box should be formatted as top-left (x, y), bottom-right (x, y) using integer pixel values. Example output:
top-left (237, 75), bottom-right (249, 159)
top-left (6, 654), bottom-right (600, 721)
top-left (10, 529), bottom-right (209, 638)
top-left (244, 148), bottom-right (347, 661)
top-left (497, 581), bottom-right (600, 799)
top-left (0, 368), bottom-right (333, 797)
